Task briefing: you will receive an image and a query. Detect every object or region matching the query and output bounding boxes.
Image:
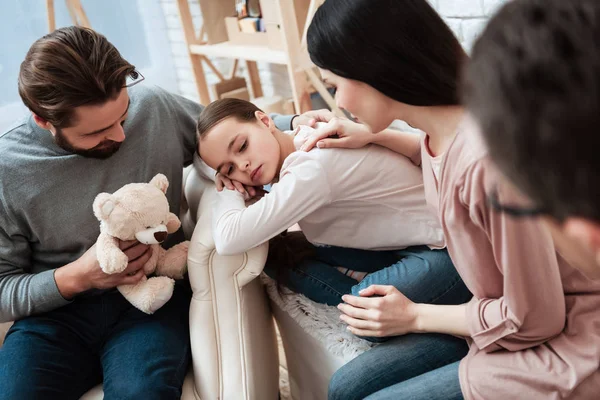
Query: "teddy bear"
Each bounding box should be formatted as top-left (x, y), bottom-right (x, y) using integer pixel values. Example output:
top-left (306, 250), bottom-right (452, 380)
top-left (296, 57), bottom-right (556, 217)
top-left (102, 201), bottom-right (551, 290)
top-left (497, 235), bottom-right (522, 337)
top-left (93, 173), bottom-right (189, 314)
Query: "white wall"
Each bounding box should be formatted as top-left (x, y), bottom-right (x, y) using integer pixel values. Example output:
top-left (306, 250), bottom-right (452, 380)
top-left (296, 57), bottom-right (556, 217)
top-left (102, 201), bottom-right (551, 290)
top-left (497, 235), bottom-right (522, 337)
top-left (160, 0), bottom-right (510, 104)
top-left (435, 0), bottom-right (509, 50)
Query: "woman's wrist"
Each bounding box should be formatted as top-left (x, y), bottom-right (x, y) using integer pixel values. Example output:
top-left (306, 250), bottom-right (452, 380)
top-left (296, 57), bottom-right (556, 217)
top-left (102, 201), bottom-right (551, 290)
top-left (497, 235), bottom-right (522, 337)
top-left (412, 303), bottom-right (431, 333)
top-left (370, 129), bottom-right (395, 145)
top-left (412, 303), bottom-right (471, 337)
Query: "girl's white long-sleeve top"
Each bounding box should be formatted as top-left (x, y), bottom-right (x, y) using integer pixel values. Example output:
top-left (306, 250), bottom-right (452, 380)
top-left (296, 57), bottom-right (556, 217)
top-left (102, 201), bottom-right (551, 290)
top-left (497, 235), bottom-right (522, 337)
top-left (211, 126), bottom-right (444, 255)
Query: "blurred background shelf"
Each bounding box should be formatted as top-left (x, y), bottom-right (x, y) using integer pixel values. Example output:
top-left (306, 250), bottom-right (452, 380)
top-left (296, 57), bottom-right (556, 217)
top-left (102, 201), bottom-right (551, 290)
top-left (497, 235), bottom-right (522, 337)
top-left (176, 0), bottom-right (340, 115)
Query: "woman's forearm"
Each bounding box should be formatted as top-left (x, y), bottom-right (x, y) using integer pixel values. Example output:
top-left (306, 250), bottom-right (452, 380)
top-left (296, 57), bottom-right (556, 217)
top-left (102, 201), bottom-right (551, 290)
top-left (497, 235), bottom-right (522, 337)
top-left (413, 303), bottom-right (470, 337)
top-left (371, 129), bottom-right (421, 166)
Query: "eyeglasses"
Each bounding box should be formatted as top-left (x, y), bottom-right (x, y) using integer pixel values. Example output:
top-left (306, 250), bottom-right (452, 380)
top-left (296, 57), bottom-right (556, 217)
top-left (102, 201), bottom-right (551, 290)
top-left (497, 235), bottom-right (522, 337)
top-left (486, 186), bottom-right (548, 218)
top-left (124, 70), bottom-right (145, 88)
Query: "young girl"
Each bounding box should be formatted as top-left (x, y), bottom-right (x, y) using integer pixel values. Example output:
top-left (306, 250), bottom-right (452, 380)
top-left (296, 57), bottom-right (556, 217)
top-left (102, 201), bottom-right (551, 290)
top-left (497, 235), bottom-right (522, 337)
top-left (299, 0), bottom-right (600, 399)
top-left (196, 98), bottom-right (471, 338)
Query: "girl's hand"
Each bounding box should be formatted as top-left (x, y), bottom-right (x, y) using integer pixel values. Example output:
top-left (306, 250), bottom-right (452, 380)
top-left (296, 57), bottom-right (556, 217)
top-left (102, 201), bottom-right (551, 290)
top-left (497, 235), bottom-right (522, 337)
top-left (300, 118), bottom-right (375, 152)
top-left (215, 173), bottom-right (258, 200)
top-left (337, 285), bottom-right (418, 337)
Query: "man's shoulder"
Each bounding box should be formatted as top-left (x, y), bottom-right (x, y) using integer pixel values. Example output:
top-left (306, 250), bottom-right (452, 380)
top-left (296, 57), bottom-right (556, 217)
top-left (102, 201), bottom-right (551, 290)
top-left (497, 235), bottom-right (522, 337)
top-left (128, 84), bottom-right (201, 117)
top-left (129, 84), bottom-right (171, 106)
top-left (0, 118), bottom-right (33, 159)
top-left (0, 118), bottom-right (29, 142)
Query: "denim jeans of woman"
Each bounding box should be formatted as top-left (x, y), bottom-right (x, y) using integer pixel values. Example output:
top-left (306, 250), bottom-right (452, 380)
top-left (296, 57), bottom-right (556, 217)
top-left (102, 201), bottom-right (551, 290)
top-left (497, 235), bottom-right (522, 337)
top-left (329, 335), bottom-right (465, 400)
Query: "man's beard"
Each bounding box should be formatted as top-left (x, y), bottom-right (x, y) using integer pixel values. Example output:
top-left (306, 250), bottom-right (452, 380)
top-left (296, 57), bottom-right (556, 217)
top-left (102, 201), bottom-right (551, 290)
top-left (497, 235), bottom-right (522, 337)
top-left (55, 128), bottom-right (122, 159)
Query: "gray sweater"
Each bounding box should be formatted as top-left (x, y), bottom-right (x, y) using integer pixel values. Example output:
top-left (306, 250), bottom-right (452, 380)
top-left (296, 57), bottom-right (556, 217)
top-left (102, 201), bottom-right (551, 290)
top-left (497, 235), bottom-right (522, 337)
top-left (0, 85), bottom-right (293, 322)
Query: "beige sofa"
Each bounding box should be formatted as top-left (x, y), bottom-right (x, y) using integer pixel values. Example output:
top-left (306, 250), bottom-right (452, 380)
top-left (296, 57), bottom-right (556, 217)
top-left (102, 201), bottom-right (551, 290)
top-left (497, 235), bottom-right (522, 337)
top-left (181, 164), bottom-right (368, 399)
top-left (0, 164), bottom-right (364, 400)
top-left (186, 175), bottom-right (369, 399)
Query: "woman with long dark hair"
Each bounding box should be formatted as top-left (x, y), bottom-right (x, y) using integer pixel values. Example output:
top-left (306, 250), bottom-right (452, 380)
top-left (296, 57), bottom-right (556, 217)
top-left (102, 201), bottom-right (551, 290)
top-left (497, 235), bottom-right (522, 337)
top-left (303, 0), bottom-right (600, 399)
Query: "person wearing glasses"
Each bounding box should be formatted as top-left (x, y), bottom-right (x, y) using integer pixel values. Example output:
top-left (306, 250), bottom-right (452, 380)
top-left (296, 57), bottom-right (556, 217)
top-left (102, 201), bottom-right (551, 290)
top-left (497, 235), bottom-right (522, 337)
top-left (297, 0), bottom-right (600, 399)
top-left (0, 26), bottom-right (322, 399)
top-left (464, 0), bottom-right (600, 282)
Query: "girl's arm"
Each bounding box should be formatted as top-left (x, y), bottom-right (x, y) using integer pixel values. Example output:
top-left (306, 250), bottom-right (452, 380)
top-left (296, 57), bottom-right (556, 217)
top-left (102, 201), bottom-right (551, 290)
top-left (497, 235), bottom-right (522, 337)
top-left (212, 153), bottom-right (332, 255)
top-left (299, 118), bottom-right (422, 166)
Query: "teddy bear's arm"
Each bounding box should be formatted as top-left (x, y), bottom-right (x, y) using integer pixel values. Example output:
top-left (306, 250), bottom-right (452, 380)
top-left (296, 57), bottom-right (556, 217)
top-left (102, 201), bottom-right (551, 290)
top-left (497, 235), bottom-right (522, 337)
top-left (96, 232), bottom-right (129, 274)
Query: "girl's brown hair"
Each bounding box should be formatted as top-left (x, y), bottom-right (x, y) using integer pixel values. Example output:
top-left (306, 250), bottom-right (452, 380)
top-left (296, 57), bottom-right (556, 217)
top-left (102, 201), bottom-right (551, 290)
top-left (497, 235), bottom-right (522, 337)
top-left (196, 97), bottom-right (263, 141)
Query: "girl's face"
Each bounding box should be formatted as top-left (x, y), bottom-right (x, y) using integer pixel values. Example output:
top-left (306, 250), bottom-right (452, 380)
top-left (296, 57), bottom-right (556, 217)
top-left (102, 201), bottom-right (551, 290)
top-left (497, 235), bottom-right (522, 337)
top-left (320, 69), bottom-right (396, 133)
top-left (199, 112), bottom-right (281, 186)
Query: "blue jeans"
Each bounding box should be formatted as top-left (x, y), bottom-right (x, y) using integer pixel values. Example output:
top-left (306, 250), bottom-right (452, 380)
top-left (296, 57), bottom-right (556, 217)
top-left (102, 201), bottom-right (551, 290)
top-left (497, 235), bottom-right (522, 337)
top-left (0, 282), bottom-right (192, 400)
top-left (365, 361), bottom-right (463, 400)
top-left (265, 245), bottom-right (472, 307)
top-left (329, 334), bottom-right (466, 400)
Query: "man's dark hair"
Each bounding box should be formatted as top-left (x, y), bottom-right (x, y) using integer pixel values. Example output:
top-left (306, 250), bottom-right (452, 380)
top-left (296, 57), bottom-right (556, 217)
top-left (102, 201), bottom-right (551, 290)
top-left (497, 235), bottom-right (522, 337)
top-left (18, 26), bottom-right (136, 128)
top-left (308, 0), bottom-right (467, 107)
top-left (464, 0), bottom-right (600, 222)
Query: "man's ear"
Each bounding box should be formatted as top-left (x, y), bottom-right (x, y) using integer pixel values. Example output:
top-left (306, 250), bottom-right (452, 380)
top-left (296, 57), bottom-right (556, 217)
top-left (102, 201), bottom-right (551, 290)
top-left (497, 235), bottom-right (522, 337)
top-left (32, 114), bottom-right (56, 136)
top-left (255, 111), bottom-right (274, 132)
top-left (564, 218), bottom-right (600, 264)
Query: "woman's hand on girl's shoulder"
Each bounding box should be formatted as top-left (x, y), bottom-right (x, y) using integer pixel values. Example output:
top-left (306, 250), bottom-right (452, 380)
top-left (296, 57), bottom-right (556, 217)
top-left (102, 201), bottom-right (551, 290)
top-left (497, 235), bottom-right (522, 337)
top-left (300, 118), bottom-right (375, 152)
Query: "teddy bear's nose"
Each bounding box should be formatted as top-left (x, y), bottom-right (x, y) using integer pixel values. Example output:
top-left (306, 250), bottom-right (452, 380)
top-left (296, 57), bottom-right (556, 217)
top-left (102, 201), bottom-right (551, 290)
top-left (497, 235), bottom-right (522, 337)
top-left (154, 231), bottom-right (167, 243)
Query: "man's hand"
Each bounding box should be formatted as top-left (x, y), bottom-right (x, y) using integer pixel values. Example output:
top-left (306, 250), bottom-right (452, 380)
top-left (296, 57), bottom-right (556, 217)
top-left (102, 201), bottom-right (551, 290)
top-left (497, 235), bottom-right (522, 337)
top-left (299, 118), bottom-right (374, 152)
top-left (292, 109), bottom-right (337, 130)
top-left (55, 240), bottom-right (152, 299)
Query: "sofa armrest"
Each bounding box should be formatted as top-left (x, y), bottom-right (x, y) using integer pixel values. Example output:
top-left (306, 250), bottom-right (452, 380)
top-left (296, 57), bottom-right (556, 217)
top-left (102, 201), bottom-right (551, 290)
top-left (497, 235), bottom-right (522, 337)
top-left (187, 184), bottom-right (279, 400)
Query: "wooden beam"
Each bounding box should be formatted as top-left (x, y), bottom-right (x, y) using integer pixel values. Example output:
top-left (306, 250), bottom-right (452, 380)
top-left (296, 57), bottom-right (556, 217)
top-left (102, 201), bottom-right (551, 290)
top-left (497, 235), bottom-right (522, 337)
top-left (66, 0), bottom-right (78, 25)
top-left (245, 61), bottom-right (263, 98)
top-left (46, 0), bottom-right (55, 32)
top-left (203, 57), bottom-right (226, 82)
top-left (211, 77), bottom-right (248, 100)
top-left (229, 59), bottom-right (239, 80)
top-left (278, 0), bottom-right (311, 113)
top-left (306, 68), bottom-right (344, 116)
top-left (177, 0), bottom-right (211, 104)
top-left (301, 0), bottom-right (325, 50)
top-left (191, 55), bottom-right (211, 105)
top-left (177, 0), bottom-right (200, 44)
top-left (72, 0), bottom-right (91, 27)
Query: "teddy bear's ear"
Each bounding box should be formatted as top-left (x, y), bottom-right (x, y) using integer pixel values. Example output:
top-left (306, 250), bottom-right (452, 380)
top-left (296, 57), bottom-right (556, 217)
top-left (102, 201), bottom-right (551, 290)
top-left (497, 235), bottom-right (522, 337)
top-left (150, 174), bottom-right (169, 194)
top-left (166, 212), bottom-right (181, 233)
top-left (93, 193), bottom-right (116, 221)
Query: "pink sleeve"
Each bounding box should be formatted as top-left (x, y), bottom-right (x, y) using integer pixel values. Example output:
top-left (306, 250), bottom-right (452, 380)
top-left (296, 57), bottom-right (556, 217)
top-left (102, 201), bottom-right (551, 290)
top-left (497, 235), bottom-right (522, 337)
top-left (460, 162), bottom-right (566, 353)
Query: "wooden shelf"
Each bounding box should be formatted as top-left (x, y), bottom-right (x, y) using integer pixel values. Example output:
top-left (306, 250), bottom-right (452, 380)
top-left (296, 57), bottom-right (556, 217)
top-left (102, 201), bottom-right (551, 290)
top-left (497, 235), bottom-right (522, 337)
top-left (189, 42), bottom-right (289, 64)
top-left (177, 0), bottom-right (340, 114)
